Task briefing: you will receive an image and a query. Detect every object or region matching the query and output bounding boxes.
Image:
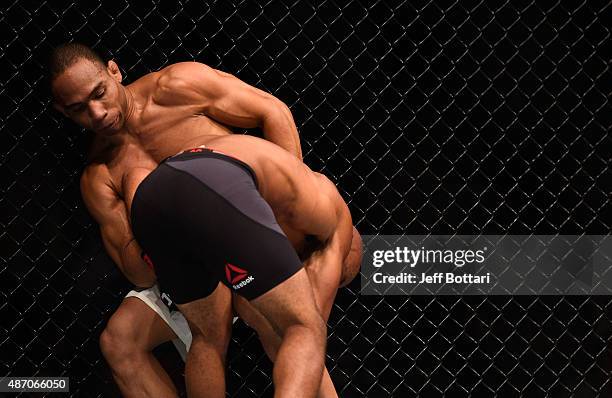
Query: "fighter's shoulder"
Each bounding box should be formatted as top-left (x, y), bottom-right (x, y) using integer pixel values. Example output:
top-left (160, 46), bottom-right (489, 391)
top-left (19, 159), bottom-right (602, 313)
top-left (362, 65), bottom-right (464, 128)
top-left (157, 62), bottom-right (215, 90)
top-left (137, 62), bottom-right (208, 105)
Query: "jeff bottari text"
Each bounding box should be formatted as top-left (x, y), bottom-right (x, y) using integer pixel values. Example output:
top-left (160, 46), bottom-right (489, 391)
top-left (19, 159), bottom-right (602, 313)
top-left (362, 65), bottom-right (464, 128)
top-left (371, 247), bottom-right (492, 285)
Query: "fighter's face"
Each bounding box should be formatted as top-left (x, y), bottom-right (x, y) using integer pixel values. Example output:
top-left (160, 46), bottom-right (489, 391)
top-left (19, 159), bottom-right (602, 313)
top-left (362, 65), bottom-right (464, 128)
top-left (52, 58), bottom-right (127, 135)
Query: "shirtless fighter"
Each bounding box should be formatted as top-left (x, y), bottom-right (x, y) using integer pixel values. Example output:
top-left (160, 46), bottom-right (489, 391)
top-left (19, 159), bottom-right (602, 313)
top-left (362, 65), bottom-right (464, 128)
top-left (49, 42), bottom-right (305, 396)
top-left (50, 43), bottom-right (361, 397)
top-left (126, 134), bottom-right (361, 397)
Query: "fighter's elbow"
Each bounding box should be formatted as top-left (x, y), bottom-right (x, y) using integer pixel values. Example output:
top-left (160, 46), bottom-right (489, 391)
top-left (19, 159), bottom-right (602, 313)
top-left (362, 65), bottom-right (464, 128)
top-left (261, 98), bottom-right (291, 126)
top-left (277, 100), bottom-right (294, 122)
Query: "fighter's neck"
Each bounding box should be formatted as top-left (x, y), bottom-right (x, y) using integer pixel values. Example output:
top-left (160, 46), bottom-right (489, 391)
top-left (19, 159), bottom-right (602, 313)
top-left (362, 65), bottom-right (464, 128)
top-left (122, 85), bottom-right (139, 125)
top-left (105, 83), bottom-right (149, 143)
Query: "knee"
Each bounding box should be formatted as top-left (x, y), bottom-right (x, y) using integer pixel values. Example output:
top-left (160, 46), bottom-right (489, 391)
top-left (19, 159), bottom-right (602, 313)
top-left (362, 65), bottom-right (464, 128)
top-left (298, 314), bottom-right (327, 358)
top-left (189, 330), bottom-right (228, 361)
top-left (296, 312), bottom-right (327, 346)
top-left (313, 314), bottom-right (327, 342)
top-left (99, 312), bottom-right (147, 368)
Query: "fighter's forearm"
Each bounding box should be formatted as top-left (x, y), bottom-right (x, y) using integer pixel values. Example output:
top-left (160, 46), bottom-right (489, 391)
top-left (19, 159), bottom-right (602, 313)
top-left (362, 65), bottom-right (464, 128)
top-left (118, 239), bottom-right (157, 288)
top-left (261, 101), bottom-right (302, 160)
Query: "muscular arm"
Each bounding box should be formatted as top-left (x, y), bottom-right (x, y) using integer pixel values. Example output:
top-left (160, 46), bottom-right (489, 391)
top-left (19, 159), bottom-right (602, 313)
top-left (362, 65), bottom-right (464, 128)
top-left (80, 164), bottom-right (156, 288)
top-left (159, 62), bottom-right (302, 159)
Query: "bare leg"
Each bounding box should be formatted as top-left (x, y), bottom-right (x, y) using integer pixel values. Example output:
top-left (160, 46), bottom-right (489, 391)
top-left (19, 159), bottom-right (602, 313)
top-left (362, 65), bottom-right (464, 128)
top-left (176, 282), bottom-right (233, 398)
top-left (235, 294), bottom-right (337, 398)
top-left (234, 243), bottom-right (342, 398)
top-left (242, 269), bottom-right (327, 398)
top-left (99, 297), bottom-right (179, 398)
top-left (234, 225), bottom-right (362, 398)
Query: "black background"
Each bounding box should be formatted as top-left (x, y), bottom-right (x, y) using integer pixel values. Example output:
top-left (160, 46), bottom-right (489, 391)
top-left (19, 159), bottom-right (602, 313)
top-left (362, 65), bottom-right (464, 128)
top-left (1, 0), bottom-right (611, 397)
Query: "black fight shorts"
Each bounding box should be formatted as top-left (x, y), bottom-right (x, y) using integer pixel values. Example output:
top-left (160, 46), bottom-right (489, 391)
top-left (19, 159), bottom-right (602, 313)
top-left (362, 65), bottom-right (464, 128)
top-left (130, 148), bottom-right (303, 304)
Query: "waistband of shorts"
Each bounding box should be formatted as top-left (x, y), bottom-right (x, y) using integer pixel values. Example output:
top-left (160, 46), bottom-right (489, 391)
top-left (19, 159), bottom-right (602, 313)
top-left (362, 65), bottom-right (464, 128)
top-left (164, 147), bottom-right (259, 189)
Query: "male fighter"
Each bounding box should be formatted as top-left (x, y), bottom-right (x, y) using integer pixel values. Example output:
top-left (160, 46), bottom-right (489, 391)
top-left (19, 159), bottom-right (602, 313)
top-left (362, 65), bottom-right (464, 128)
top-left (49, 42), bottom-right (302, 397)
top-left (50, 43), bottom-right (361, 397)
top-left (125, 134), bottom-right (361, 397)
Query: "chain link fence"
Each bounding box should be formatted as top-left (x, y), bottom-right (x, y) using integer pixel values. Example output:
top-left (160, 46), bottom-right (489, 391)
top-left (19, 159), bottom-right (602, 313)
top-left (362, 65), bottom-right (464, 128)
top-left (1, 0), bottom-right (610, 396)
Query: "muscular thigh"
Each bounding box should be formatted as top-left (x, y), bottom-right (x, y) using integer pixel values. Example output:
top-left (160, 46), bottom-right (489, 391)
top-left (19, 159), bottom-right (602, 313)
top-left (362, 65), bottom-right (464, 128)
top-left (232, 192), bottom-right (358, 352)
top-left (249, 268), bottom-right (323, 336)
top-left (175, 282), bottom-right (233, 352)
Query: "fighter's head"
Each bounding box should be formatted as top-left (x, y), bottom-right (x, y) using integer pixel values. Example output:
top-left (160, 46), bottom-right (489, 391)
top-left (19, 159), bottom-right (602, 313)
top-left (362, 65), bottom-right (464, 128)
top-left (49, 43), bottom-right (129, 135)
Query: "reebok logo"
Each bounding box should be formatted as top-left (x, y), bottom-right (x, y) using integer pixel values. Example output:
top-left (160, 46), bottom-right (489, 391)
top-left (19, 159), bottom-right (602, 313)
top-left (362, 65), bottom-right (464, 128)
top-left (225, 263), bottom-right (254, 290)
top-left (225, 263), bottom-right (247, 284)
top-left (233, 275), bottom-right (254, 290)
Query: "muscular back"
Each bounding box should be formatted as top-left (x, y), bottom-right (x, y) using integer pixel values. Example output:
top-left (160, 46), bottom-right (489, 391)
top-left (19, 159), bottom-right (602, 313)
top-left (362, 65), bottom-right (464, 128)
top-left (115, 134), bottom-right (345, 251)
top-left (186, 134), bottom-right (342, 241)
top-left (83, 132), bottom-right (342, 284)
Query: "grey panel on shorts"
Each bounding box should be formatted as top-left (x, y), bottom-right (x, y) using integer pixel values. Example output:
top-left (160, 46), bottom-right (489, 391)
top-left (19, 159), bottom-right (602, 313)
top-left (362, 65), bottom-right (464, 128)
top-left (167, 156), bottom-right (286, 236)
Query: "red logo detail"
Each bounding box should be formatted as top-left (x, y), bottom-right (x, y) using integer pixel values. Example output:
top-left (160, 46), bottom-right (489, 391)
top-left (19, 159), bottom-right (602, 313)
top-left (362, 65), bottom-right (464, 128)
top-left (143, 253), bottom-right (154, 270)
top-left (225, 263), bottom-right (248, 284)
top-left (189, 148), bottom-right (204, 153)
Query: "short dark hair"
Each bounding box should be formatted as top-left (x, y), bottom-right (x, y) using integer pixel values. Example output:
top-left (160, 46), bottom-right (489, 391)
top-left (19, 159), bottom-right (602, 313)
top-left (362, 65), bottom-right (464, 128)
top-left (48, 42), bottom-right (105, 84)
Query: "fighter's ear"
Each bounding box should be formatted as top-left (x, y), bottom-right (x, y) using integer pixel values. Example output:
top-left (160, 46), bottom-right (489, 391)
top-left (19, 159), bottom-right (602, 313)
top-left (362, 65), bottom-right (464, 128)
top-left (107, 60), bottom-right (122, 83)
